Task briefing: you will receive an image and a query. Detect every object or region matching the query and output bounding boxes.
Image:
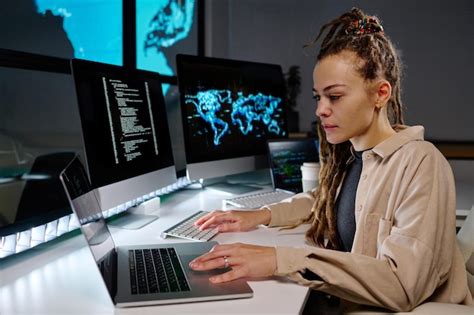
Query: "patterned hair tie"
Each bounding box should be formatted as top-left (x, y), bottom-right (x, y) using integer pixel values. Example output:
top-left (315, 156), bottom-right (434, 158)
top-left (345, 16), bottom-right (384, 36)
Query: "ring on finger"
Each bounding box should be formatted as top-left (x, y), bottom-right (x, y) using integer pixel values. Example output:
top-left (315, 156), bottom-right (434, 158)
top-left (223, 255), bottom-right (230, 269)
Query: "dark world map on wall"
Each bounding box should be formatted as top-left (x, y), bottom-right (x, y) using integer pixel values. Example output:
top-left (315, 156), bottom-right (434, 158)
top-left (1, 0), bottom-right (195, 95)
top-left (35, 0), bottom-right (195, 78)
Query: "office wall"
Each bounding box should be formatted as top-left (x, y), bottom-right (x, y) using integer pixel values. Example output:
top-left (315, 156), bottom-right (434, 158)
top-left (450, 160), bottom-right (474, 210)
top-left (205, 0), bottom-right (474, 141)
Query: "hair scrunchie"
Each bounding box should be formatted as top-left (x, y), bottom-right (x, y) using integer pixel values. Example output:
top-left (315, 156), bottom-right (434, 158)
top-left (345, 16), bottom-right (384, 36)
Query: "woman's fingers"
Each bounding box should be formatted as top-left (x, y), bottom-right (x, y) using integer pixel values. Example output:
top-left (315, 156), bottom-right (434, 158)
top-left (193, 210), bottom-right (266, 233)
top-left (191, 244), bottom-right (239, 264)
top-left (194, 210), bottom-right (223, 226)
top-left (189, 256), bottom-right (226, 271)
top-left (189, 243), bottom-right (277, 283)
top-left (209, 268), bottom-right (245, 283)
top-left (198, 213), bottom-right (230, 230)
top-left (196, 211), bottom-right (239, 231)
top-left (190, 254), bottom-right (243, 271)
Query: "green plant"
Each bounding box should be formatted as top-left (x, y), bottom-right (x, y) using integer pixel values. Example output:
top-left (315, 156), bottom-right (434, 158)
top-left (285, 65), bottom-right (301, 112)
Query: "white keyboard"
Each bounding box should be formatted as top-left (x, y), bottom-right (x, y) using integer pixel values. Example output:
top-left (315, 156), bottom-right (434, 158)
top-left (161, 211), bottom-right (218, 242)
top-left (224, 190), bottom-right (295, 209)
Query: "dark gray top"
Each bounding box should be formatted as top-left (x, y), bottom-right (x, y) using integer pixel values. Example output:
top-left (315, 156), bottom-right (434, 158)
top-left (335, 150), bottom-right (364, 252)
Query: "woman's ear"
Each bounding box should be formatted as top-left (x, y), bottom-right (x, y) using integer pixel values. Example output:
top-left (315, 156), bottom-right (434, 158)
top-left (375, 80), bottom-right (392, 109)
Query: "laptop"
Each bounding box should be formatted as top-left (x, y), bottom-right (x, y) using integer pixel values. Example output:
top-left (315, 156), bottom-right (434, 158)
top-left (223, 138), bottom-right (319, 208)
top-left (59, 155), bottom-right (253, 307)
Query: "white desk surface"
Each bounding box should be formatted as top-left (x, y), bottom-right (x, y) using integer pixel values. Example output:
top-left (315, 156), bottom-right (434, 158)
top-left (0, 186), bottom-right (311, 315)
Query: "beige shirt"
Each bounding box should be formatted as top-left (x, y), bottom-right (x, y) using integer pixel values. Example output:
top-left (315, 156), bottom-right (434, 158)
top-left (264, 126), bottom-right (472, 312)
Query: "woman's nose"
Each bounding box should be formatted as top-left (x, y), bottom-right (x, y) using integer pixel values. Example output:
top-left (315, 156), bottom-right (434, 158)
top-left (316, 100), bottom-right (330, 117)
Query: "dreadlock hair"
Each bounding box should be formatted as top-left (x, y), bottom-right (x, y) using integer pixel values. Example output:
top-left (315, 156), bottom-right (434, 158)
top-left (303, 8), bottom-right (405, 249)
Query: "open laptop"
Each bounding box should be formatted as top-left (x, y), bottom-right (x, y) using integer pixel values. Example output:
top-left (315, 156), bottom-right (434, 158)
top-left (59, 155), bottom-right (253, 307)
top-left (223, 138), bottom-right (319, 208)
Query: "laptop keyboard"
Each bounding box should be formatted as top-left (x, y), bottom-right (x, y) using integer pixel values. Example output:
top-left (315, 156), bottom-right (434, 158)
top-left (224, 190), bottom-right (295, 209)
top-left (129, 248), bottom-right (190, 295)
top-left (161, 211), bottom-right (218, 241)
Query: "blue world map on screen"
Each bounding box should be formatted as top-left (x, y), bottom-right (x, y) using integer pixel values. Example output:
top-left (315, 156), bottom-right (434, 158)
top-left (35, 0), bottom-right (195, 94)
top-left (185, 90), bottom-right (285, 146)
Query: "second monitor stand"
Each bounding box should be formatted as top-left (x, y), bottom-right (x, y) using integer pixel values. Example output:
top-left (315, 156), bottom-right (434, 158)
top-left (106, 197), bottom-right (161, 230)
top-left (200, 168), bottom-right (272, 195)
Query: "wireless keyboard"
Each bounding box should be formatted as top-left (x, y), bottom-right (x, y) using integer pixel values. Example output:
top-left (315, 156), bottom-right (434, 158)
top-left (161, 210), bottom-right (218, 242)
top-left (224, 190), bottom-right (295, 209)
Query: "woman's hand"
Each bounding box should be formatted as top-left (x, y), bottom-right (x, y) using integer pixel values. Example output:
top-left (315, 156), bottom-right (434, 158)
top-left (189, 243), bottom-right (277, 283)
top-left (194, 209), bottom-right (271, 232)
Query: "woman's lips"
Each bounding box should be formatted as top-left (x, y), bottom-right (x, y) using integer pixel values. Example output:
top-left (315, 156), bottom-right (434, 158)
top-left (323, 124), bottom-right (338, 131)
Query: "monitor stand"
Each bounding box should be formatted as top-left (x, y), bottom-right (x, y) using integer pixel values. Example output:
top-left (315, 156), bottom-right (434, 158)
top-left (106, 197), bottom-right (161, 229)
top-left (107, 213), bottom-right (158, 230)
top-left (202, 169), bottom-right (272, 195)
top-left (205, 181), bottom-right (261, 195)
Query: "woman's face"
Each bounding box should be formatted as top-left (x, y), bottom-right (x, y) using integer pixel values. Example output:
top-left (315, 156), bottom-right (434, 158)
top-left (312, 51), bottom-right (379, 145)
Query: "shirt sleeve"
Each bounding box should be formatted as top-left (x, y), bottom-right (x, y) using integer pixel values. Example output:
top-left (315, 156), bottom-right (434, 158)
top-left (262, 191), bottom-right (315, 227)
top-left (273, 146), bottom-right (467, 312)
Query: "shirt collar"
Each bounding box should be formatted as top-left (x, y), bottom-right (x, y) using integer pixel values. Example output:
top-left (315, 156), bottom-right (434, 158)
top-left (371, 125), bottom-right (425, 158)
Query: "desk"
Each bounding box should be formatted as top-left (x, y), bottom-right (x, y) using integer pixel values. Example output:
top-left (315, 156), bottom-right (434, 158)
top-left (0, 187), bottom-right (310, 315)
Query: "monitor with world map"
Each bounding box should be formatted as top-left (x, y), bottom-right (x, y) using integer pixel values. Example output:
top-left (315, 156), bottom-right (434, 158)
top-left (176, 54), bottom-right (288, 186)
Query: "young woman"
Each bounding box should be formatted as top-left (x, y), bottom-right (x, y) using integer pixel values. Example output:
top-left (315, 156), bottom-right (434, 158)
top-left (189, 8), bottom-right (472, 312)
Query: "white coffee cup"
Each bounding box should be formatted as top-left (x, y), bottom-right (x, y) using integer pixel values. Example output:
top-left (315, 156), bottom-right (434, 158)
top-left (300, 162), bottom-right (320, 192)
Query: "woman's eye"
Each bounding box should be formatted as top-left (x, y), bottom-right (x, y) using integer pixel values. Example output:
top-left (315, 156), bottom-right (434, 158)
top-left (312, 94), bottom-right (321, 102)
top-left (329, 95), bottom-right (341, 101)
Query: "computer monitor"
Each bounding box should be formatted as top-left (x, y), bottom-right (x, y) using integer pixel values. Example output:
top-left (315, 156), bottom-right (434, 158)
top-left (71, 59), bottom-right (176, 228)
top-left (176, 54), bottom-right (288, 191)
top-left (267, 138), bottom-right (319, 193)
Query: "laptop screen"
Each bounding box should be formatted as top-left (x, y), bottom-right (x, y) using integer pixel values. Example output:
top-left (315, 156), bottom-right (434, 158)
top-left (60, 155), bottom-right (118, 299)
top-left (267, 138), bottom-right (319, 193)
top-left (60, 156), bottom-right (116, 263)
